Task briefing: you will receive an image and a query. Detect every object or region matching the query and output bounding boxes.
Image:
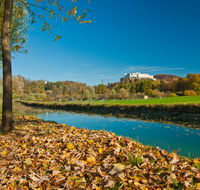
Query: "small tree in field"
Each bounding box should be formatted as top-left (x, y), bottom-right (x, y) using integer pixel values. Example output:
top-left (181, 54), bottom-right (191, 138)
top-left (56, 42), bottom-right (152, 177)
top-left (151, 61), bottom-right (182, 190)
top-left (117, 88), bottom-right (129, 100)
top-left (1, 0), bottom-right (91, 132)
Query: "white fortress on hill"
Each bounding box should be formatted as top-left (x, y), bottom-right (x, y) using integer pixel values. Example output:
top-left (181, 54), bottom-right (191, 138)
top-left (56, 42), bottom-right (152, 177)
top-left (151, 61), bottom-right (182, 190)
top-left (121, 72), bottom-right (156, 81)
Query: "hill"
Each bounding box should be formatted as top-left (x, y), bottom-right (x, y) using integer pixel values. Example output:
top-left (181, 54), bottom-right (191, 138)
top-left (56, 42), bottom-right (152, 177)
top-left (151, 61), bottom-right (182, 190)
top-left (154, 74), bottom-right (181, 82)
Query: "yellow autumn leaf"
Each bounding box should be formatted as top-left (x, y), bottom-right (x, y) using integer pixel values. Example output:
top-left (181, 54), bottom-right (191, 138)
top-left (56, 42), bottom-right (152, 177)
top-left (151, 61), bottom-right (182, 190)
top-left (96, 176), bottom-right (102, 182)
top-left (13, 167), bottom-right (22, 171)
top-left (2, 143), bottom-right (8, 147)
top-left (70, 126), bottom-right (76, 130)
top-left (197, 183), bottom-right (200, 188)
top-left (54, 151), bottom-right (58, 156)
top-left (99, 147), bottom-right (103, 154)
top-left (73, 177), bottom-right (86, 188)
top-left (1, 151), bottom-right (8, 155)
top-left (140, 187), bottom-right (148, 190)
top-left (86, 156), bottom-right (96, 164)
top-left (134, 181), bottom-right (141, 187)
top-left (22, 144), bottom-right (26, 148)
top-left (53, 35), bottom-right (61, 42)
top-left (9, 181), bottom-right (17, 189)
top-left (62, 123), bottom-right (66, 126)
top-left (194, 159), bottom-right (200, 164)
top-left (67, 143), bottom-right (75, 150)
top-left (88, 140), bottom-right (94, 144)
top-left (49, 10), bottom-right (53, 19)
top-left (133, 176), bottom-right (140, 181)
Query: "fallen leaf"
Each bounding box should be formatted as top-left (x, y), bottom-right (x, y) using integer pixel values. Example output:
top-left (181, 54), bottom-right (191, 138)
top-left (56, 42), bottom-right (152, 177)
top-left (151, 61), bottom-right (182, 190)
top-left (99, 147), bottom-right (103, 154)
top-left (86, 156), bottom-right (96, 164)
top-left (109, 163), bottom-right (126, 175)
top-left (24, 158), bottom-right (32, 165)
top-left (1, 151), bottom-right (8, 155)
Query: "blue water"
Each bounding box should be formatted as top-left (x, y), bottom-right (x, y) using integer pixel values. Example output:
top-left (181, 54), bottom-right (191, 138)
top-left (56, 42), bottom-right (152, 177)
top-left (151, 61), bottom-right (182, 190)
top-left (14, 103), bottom-right (200, 158)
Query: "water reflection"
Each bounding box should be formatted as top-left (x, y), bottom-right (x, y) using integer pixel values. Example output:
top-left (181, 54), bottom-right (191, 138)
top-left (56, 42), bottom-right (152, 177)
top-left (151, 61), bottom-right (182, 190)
top-left (13, 102), bottom-right (200, 158)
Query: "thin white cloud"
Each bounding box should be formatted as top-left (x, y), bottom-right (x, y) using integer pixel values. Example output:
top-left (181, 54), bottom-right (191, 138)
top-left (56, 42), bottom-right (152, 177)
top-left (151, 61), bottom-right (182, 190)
top-left (124, 65), bottom-right (186, 72)
top-left (65, 71), bottom-right (74, 75)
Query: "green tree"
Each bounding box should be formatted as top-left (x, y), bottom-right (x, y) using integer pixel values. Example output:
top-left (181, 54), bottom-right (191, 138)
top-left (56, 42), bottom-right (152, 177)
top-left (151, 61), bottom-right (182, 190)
top-left (130, 82), bottom-right (136, 94)
top-left (96, 84), bottom-right (106, 94)
top-left (38, 80), bottom-right (45, 93)
top-left (0, 0), bottom-right (30, 63)
top-left (83, 89), bottom-right (91, 100)
top-left (1, 0), bottom-right (91, 132)
top-left (187, 74), bottom-right (200, 90)
top-left (136, 80), bottom-right (153, 94)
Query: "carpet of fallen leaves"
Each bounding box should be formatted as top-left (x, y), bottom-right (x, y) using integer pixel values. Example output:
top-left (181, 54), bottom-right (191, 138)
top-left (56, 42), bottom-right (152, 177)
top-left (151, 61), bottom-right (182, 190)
top-left (1, 114), bottom-right (200, 190)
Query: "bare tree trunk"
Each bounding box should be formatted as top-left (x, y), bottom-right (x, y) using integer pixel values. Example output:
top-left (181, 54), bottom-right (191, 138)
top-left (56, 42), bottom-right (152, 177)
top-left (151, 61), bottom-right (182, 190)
top-left (2, 0), bottom-right (14, 132)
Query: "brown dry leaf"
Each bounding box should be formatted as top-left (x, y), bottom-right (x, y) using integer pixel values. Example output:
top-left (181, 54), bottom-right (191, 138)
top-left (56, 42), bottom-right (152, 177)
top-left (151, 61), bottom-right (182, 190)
top-left (75, 159), bottom-right (85, 170)
top-left (24, 158), bottom-right (32, 165)
top-left (192, 167), bottom-right (200, 173)
top-left (169, 156), bottom-right (179, 164)
top-left (104, 180), bottom-right (115, 187)
top-left (109, 139), bottom-right (115, 146)
top-left (109, 163), bottom-right (126, 175)
top-left (52, 170), bottom-right (60, 176)
top-left (195, 173), bottom-right (200, 179)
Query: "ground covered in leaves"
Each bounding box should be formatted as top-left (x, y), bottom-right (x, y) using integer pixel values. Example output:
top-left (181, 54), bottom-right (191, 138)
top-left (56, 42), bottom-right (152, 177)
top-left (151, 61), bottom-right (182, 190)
top-left (1, 114), bottom-right (200, 189)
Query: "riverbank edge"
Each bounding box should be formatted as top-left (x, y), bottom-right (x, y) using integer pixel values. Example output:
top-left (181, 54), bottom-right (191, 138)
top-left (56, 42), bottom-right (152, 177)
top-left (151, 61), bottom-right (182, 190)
top-left (17, 101), bottom-right (200, 123)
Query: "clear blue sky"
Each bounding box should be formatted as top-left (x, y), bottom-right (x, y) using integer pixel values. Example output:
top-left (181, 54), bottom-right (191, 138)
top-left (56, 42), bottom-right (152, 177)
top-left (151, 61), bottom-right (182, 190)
top-left (12, 0), bottom-right (200, 86)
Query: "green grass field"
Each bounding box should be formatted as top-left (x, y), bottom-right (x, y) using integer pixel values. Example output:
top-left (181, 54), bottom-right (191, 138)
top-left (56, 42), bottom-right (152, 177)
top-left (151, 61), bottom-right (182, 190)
top-left (85, 95), bottom-right (200, 105)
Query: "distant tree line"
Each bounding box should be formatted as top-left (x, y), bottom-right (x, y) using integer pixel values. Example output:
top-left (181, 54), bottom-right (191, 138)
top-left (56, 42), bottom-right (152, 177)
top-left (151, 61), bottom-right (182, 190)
top-left (0, 73), bottom-right (199, 102)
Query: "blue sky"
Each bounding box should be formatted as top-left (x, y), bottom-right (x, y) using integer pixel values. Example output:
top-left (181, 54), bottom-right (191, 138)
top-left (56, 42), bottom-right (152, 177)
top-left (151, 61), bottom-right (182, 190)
top-left (12, 0), bottom-right (200, 85)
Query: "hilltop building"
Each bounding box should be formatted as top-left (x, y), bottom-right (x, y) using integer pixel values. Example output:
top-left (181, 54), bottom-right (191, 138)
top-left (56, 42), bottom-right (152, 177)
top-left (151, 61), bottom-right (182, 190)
top-left (121, 72), bottom-right (156, 82)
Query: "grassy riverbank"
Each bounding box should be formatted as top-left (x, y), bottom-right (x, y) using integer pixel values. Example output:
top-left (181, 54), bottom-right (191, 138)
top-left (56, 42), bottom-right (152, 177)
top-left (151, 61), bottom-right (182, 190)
top-left (1, 113), bottom-right (200, 189)
top-left (85, 95), bottom-right (200, 105)
top-left (17, 100), bottom-right (200, 127)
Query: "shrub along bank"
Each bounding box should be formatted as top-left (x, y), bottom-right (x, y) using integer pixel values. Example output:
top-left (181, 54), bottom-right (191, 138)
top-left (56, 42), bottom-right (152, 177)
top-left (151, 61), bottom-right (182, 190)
top-left (17, 101), bottom-right (200, 125)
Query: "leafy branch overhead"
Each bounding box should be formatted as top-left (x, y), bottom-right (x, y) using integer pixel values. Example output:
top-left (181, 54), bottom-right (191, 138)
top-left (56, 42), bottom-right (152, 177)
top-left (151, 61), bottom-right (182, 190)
top-left (0, 0), bottom-right (31, 63)
top-left (22, 0), bottom-right (92, 41)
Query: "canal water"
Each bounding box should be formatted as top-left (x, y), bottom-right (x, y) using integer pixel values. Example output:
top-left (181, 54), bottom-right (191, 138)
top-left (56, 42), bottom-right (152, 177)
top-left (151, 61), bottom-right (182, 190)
top-left (13, 102), bottom-right (200, 158)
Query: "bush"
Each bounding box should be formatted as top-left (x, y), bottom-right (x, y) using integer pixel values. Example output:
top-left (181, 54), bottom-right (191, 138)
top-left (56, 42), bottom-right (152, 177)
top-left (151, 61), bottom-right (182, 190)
top-left (27, 94), bottom-right (35, 101)
top-left (168, 93), bottom-right (177, 97)
top-left (184, 90), bottom-right (196, 96)
top-left (40, 93), bottom-right (46, 100)
top-left (117, 88), bottom-right (129, 99)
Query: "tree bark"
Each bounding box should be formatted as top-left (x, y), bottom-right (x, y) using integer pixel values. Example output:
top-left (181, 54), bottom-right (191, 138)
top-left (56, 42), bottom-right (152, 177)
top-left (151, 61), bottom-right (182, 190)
top-left (2, 0), bottom-right (14, 132)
